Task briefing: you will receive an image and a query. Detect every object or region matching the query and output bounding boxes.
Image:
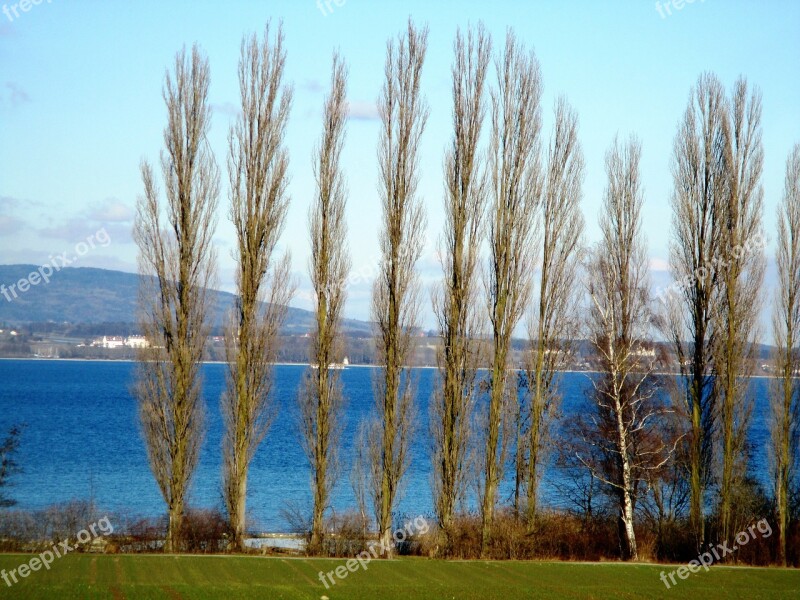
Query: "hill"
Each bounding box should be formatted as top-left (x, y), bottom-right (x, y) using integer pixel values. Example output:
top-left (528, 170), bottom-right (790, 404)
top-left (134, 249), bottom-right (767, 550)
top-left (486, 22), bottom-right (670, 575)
top-left (0, 265), bottom-right (372, 336)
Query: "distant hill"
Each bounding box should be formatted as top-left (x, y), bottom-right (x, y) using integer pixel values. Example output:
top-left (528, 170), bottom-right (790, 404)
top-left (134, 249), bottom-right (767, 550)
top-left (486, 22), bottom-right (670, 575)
top-left (0, 265), bottom-right (372, 336)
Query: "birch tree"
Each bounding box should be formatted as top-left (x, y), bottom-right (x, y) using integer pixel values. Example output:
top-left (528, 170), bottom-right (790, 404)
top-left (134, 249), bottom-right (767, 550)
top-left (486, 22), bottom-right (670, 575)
top-left (134, 45), bottom-right (219, 553)
top-left (584, 136), bottom-right (669, 561)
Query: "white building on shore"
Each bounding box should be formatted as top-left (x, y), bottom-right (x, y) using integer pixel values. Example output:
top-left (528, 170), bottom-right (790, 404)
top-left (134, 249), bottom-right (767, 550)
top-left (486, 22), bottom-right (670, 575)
top-left (91, 335), bottom-right (150, 349)
top-left (97, 336), bottom-right (124, 349)
top-left (124, 335), bottom-right (150, 349)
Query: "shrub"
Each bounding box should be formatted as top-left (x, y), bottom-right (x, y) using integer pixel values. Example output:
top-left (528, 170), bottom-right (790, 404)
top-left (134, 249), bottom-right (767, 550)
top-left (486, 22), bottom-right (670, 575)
top-left (180, 509), bottom-right (232, 554)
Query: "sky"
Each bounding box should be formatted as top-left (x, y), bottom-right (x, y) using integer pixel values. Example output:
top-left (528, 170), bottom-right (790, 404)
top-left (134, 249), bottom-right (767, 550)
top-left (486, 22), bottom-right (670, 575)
top-left (1, 0), bottom-right (799, 330)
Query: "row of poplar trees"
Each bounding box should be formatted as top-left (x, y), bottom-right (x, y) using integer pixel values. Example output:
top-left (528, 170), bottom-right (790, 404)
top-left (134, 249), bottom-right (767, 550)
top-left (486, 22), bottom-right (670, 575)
top-left (133, 20), bottom-right (799, 563)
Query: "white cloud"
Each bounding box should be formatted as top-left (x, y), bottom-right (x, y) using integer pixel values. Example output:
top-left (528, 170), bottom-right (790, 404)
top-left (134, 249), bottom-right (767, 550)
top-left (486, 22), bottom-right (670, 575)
top-left (0, 215), bottom-right (23, 235)
top-left (87, 198), bottom-right (135, 223)
top-left (2, 82), bottom-right (31, 108)
top-left (211, 101), bottom-right (241, 119)
top-left (649, 257), bottom-right (670, 272)
top-left (347, 100), bottom-right (380, 122)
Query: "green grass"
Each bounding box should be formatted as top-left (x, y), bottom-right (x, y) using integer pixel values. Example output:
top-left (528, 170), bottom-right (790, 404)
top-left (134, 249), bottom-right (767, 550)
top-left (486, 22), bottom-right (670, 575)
top-left (0, 554), bottom-right (798, 599)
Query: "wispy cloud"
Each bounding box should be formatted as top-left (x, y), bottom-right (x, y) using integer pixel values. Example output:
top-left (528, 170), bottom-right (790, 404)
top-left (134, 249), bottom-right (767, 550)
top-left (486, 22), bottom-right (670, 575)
top-left (211, 101), bottom-right (241, 119)
top-left (0, 215), bottom-right (24, 235)
top-left (35, 199), bottom-right (135, 244)
top-left (3, 81), bottom-right (31, 107)
top-left (86, 198), bottom-right (135, 223)
top-left (0, 197), bottom-right (27, 234)
top-left (38, 219), bottom-right (132, 245)
top-left (347, 100), bottom-right (380, 122)
top-left (649, 257), bottom-right (670, 272)
top-left (300, 78), bottom-right (323, 94)
top-left (37, 218), bottom-right (100, 241)
top-left (0, 195), bottom-right (19, 211)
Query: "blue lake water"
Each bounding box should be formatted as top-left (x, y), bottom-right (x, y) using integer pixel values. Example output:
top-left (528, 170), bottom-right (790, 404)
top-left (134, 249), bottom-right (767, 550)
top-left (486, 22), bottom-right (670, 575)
top-left (0, 359), bottom-right (773, 531)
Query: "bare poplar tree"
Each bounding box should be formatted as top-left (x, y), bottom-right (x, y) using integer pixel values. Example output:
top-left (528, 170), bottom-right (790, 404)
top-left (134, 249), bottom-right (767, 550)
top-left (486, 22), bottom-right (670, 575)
top-left (523, 97), bottom-right (585, 530)
top-left (480, 30), bottom-right (542, 554)
top-left (714, 77), bottom-right (765, 544)
top-left (771, 143), bottom-right (800, 566)
top-left (299, 52), bottom-right (350, 552)
top-left (370, 19), bottom-right (428, 554)
top-left (431, 24), bottom-right (491, 544)
top-left (134, 45), bottom-right (219, 553)
top-left (664, 73), bottom-right (727, 550)
top-left (584, 136), bottom-right (670, 561)
top-left (222, 24), bottom-right (294, 552)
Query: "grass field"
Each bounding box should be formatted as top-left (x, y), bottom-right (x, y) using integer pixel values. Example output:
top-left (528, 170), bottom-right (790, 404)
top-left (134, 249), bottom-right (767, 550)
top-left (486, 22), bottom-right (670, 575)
top-left (0, 554), bottom-right (798, 599)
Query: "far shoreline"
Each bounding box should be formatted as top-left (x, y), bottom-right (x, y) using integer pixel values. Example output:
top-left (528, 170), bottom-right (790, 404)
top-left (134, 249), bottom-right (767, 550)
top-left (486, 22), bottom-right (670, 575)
top-left (0, 356), bottom-right (788, 379)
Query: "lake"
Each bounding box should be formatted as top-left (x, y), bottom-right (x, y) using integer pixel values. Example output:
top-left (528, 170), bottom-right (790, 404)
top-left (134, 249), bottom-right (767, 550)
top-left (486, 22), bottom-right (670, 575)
top-left (0, 359), bottom-right (773, 531)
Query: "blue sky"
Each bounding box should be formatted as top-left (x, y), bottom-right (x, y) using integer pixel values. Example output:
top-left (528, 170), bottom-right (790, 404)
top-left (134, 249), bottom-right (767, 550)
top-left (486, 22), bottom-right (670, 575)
top-left (1, 0), bottom-right (798, 328)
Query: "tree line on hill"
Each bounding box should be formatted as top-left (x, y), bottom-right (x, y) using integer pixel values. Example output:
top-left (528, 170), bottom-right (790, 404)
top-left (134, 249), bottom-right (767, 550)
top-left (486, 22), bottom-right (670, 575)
top-left (129, 19), bottom-right (799, 564)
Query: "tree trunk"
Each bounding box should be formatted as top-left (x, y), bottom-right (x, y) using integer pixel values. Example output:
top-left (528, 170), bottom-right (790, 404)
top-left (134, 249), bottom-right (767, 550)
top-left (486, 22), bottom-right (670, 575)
top-left (689, 377), bottom-right (704, 551)
top-left (615, 396), bottom-right (638, 561)
top-left (166, 502), bottom-right (183, 554)
top-left (229, 473), bottom-right (247, 552)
